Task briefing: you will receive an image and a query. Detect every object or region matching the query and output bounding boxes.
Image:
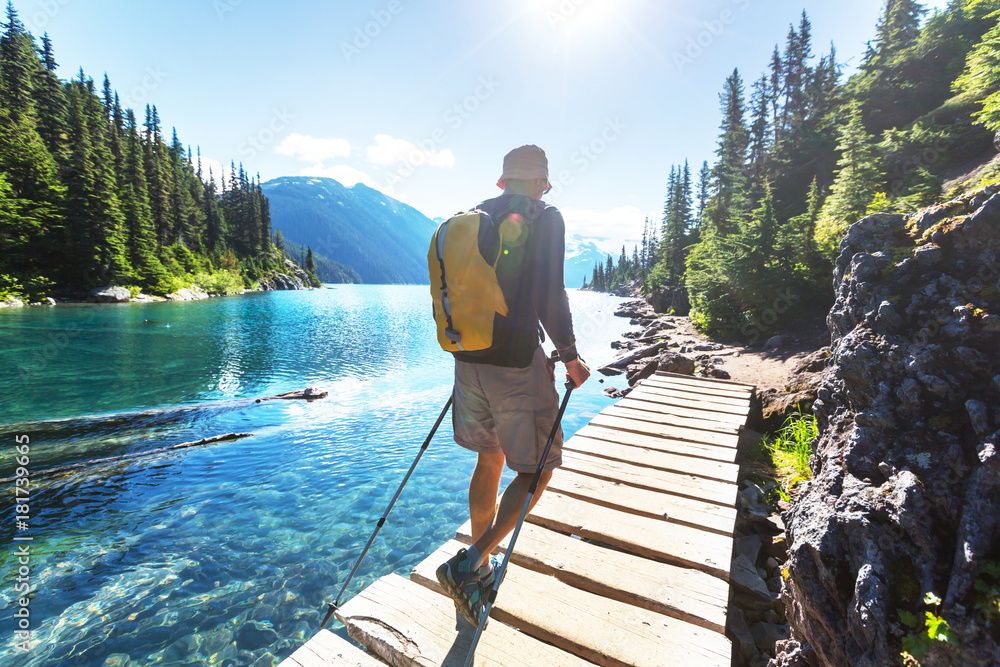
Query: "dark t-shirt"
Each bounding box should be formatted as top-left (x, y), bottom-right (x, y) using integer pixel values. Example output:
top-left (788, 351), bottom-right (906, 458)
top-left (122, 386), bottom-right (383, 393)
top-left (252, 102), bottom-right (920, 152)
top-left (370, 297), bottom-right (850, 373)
top-left (452, 193), bottom-right (576, 369)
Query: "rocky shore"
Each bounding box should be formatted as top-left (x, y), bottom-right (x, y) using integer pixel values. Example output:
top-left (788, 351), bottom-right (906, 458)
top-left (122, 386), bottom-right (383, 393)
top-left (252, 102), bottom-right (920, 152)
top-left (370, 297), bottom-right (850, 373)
top-left (0, 258), bottom-right (316, 308)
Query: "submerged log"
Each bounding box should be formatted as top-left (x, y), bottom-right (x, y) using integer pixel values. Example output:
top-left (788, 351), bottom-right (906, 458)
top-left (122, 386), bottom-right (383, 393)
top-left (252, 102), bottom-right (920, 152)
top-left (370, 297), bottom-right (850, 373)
top-left (0, 432), bottom-right (253, 482)
top-left (255, 387), bottom-right (328, 403)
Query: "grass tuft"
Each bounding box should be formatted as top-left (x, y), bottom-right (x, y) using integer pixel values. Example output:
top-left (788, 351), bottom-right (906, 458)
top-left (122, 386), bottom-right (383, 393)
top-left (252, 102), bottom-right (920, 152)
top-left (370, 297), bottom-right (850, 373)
top-left (766, 409), bottom-right (818, 501)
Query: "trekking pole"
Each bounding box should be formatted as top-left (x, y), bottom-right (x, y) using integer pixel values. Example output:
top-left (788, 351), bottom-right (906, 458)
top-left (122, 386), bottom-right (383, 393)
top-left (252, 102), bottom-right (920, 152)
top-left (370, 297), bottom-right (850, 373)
top-left (462, 377), bottom-right (575, 667)
top-left (320, 394), bottom-right (454, 629)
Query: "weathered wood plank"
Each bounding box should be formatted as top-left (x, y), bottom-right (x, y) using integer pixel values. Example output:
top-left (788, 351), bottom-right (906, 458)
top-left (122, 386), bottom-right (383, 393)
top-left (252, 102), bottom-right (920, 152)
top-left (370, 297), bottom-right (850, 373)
top-left (547, 466), bottom-right (735, 536)
top-left (637, 382), bottom-right (754, 404)
top-left (558, 449), bottom-right (739, 510)
top-left (448, 521), bottom-right (730, 633)
top-left (655, 371), bottom-right (756, 391)
top-left (336, 574), bottom-right (593, 667)
top-left (564, 434), bottom-right (739, 484)
top-left (280, 629), bottom-right (387, 667)
top-left (616, 396), bottom-right (749, 426)
top-left (604, 405), bottom-right (741, 435)
top-left (625, 386), bottom-right (752, 413)
top-left (643, 375), bottom-right (754, 398)
top-left (412, 540), bottom-right (732, 667)
top-left (598, 408), bottom-right (740, 446)
top-left (529, 492), bottom-right (732, 580)
top-left (577, 423), bottom-right (738, 463)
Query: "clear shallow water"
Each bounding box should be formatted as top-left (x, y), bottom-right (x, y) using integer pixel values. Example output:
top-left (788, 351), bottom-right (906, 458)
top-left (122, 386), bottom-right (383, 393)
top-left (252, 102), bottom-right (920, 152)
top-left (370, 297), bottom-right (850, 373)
top-left (0, 286), bottom-right (632, 666)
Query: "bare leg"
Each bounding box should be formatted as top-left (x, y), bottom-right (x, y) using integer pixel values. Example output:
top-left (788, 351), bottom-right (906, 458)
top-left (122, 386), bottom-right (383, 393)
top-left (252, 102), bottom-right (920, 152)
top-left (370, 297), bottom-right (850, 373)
top-left (469, 469), bottom-right (553, 569)
top-left (469, 451), bottom-right (505, 541)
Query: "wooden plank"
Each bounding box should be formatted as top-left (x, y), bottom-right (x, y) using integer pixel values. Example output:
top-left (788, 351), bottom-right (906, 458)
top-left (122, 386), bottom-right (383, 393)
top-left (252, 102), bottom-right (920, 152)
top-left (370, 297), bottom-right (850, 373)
top-left (529, 492), bottom-right (732, 580)
top-left (598, 408), bottom-right (740, 446)
top-left (559, 448), bottom-right (739, 510)
top-left (656, 371), bottom-right (756, 391)
top-left (449, 521), bottom-right (730, 633)
top-left (280, 630), bottom-right (387, 667)
top-left (644, 373), bottom-right (754, 393)
top-left (616, 396), bottom-right (749, 426)
top-left (638, 382), bottom-right (754, 404)
top-left (335, 573), bottom-right (593, 667)
top-left (412, 540), bottom-right (732, 667)
top-left (547, 466), bottom-right (736, 535)
top-left (626, 386), bottom-right (752, 413)
top-left (577, 423), bottom-right (738, 463)
top-left (643, 375), bottom-right (754, 398)
top-left (564, 434), bottom-right (739, 484)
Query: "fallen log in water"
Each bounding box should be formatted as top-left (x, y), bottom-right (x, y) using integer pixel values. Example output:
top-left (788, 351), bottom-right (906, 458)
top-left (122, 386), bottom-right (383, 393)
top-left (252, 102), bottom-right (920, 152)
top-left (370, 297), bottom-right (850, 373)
top-left (0, 432), bottom-right (253, 483)
top-left (255, 387), bottom-right (328, 403)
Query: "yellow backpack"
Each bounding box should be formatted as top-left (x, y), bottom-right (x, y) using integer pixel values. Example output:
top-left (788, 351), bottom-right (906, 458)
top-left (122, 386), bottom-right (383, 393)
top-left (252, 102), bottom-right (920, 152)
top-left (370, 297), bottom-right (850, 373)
top-left (428, 208), bottom-right (524, 354)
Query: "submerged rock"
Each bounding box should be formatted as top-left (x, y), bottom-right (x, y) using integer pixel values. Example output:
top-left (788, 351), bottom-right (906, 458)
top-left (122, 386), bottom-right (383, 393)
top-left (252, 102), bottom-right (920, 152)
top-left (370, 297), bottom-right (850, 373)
top-left (773, 186), bottom-right (1000, 667)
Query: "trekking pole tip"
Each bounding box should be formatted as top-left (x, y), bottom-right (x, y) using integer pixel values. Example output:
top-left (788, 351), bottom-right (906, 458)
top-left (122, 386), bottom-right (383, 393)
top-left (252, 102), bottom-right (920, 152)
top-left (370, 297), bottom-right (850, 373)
top-left (320, 602), bottom-right (338, 629)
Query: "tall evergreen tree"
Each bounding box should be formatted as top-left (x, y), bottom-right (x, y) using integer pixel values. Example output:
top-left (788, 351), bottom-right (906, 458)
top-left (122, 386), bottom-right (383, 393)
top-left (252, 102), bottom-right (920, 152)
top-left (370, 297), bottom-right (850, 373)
top-left (816, 103), bottom-right (885, 256)
top-left (63, 78), bottom-right (130, 283)
top-left (120, 108), bottom-right (167, 287)
top-left (33, 33), bottom-right (67, 162)
top-left (707, 68), bottom-right (749, 235)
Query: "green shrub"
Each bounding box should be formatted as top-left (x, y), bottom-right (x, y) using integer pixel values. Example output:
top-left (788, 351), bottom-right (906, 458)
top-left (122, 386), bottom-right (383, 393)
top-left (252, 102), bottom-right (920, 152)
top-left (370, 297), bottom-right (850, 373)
top-left (153, 275), bottom-right (191, 296)
top-left (0, 273), bottom-right (24, 301)
top-left (123, 285), bottom-right (142, 299)
top-left (192, 270), bottom-right (243, 295)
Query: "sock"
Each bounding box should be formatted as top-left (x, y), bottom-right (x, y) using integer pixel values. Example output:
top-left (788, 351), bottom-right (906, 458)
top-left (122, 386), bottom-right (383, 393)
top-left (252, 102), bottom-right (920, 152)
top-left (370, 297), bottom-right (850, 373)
top-left (466, 544), bottom-right (486, 572)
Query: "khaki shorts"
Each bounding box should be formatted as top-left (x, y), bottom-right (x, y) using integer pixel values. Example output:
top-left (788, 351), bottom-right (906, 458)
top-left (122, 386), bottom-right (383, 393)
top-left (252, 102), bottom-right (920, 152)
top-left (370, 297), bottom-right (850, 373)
top-left (453, 346), bottom-right (564, 473)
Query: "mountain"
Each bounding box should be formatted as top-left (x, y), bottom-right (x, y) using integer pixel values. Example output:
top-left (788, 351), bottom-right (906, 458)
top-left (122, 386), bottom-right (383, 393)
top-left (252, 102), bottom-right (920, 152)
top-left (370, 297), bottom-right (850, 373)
top-left (262, 177), bottom-right (437, 284)
top-left (564, 235), bottom-right (611, 289)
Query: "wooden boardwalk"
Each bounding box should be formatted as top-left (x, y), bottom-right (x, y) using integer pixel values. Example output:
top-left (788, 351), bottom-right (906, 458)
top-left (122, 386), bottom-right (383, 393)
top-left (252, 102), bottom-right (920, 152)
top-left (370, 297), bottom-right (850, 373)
top-left (281, 372), bottom-right (755, 667)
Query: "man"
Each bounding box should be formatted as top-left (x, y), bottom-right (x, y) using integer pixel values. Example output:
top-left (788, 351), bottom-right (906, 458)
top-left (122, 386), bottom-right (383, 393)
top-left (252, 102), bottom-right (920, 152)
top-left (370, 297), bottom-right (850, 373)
top-left (435, 145), bottom-right (591, 626)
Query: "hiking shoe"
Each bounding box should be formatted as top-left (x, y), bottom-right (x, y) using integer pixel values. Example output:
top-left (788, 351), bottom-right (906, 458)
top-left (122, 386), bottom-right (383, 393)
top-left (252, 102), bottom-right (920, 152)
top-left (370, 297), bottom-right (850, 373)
top-left (435, 548), bottom-right (487, 627)
top-left (478, 554), bottom-right (505, 594)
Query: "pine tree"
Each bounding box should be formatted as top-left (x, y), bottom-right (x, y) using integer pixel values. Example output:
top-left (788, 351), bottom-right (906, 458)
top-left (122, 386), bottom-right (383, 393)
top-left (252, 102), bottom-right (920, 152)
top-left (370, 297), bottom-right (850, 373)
top-left (955, 18), bottom-right (1000, 134)
top-left (816, 103), bottom-right (884, 256)
top-left (748, 74), bottom-right (771, 191)
top-left (33, 34), bottom-right (67, 162)
top-left (0, 1), bottom-right (42, 115)
top-left (696, 161), bottom-right (710, 222)
top-left (63, 77), bottom-right (131, 283)
top-left (120, 108), bottom-right (167, 287)
top-left (707, 68), bottom-right (750, 235)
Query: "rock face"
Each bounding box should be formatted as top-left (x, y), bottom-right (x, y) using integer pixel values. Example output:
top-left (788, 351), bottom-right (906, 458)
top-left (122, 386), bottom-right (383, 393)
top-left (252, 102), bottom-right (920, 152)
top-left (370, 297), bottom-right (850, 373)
top-left (166, 286), bottom-right (209, 301)
top-left (774, 186), bottom-right (1000, 666)
top-left (258, 273), bottom-right (304, 291)
top-left (87, 285), bottom-right (131, 303)
top-left (259, 258), bottom-right (311, 291)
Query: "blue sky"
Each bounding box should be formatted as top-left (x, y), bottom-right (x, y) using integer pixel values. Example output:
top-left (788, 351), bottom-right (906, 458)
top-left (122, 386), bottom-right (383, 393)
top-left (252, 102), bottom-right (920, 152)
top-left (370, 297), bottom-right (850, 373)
top-left (18, 0), bottom-right (949, 253)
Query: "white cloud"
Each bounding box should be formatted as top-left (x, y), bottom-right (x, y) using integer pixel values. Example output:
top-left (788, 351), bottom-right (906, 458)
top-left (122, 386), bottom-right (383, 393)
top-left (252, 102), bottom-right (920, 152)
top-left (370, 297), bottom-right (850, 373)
top-left (560, 204), bottom-right (652, 253)
top-left (366, 134), bottom-right (455, 168)
top-left (275, 133), bottom-right (352, 163)
top-left (300, 163), bottom-right (374, 188)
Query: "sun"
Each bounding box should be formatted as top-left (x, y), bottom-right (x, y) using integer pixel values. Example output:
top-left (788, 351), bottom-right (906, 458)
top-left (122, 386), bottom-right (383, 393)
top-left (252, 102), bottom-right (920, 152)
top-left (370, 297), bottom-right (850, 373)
top-left (531, 0), bottom-right (628, 37)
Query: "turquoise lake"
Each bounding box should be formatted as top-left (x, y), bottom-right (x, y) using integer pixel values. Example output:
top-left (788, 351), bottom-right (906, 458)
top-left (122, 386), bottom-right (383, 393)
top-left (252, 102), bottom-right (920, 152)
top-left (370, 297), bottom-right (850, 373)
top-left (0, 286), bottom-right (632, 666)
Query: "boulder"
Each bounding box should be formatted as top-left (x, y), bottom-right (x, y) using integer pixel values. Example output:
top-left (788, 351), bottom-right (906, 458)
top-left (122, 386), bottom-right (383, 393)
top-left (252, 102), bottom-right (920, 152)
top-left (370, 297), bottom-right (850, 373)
top-left (44, 297), bottom-right (56, 306)
top-left (166, 286), bottom-right (210, 301)
top-left (656, 350), bottom-right (695, 376)
top-left (774, 186), bottom-right (1000, 667)
top-left (87, 285), bottom-right (130, 303)
top-left (626, 358), bottom-right (659, 386)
